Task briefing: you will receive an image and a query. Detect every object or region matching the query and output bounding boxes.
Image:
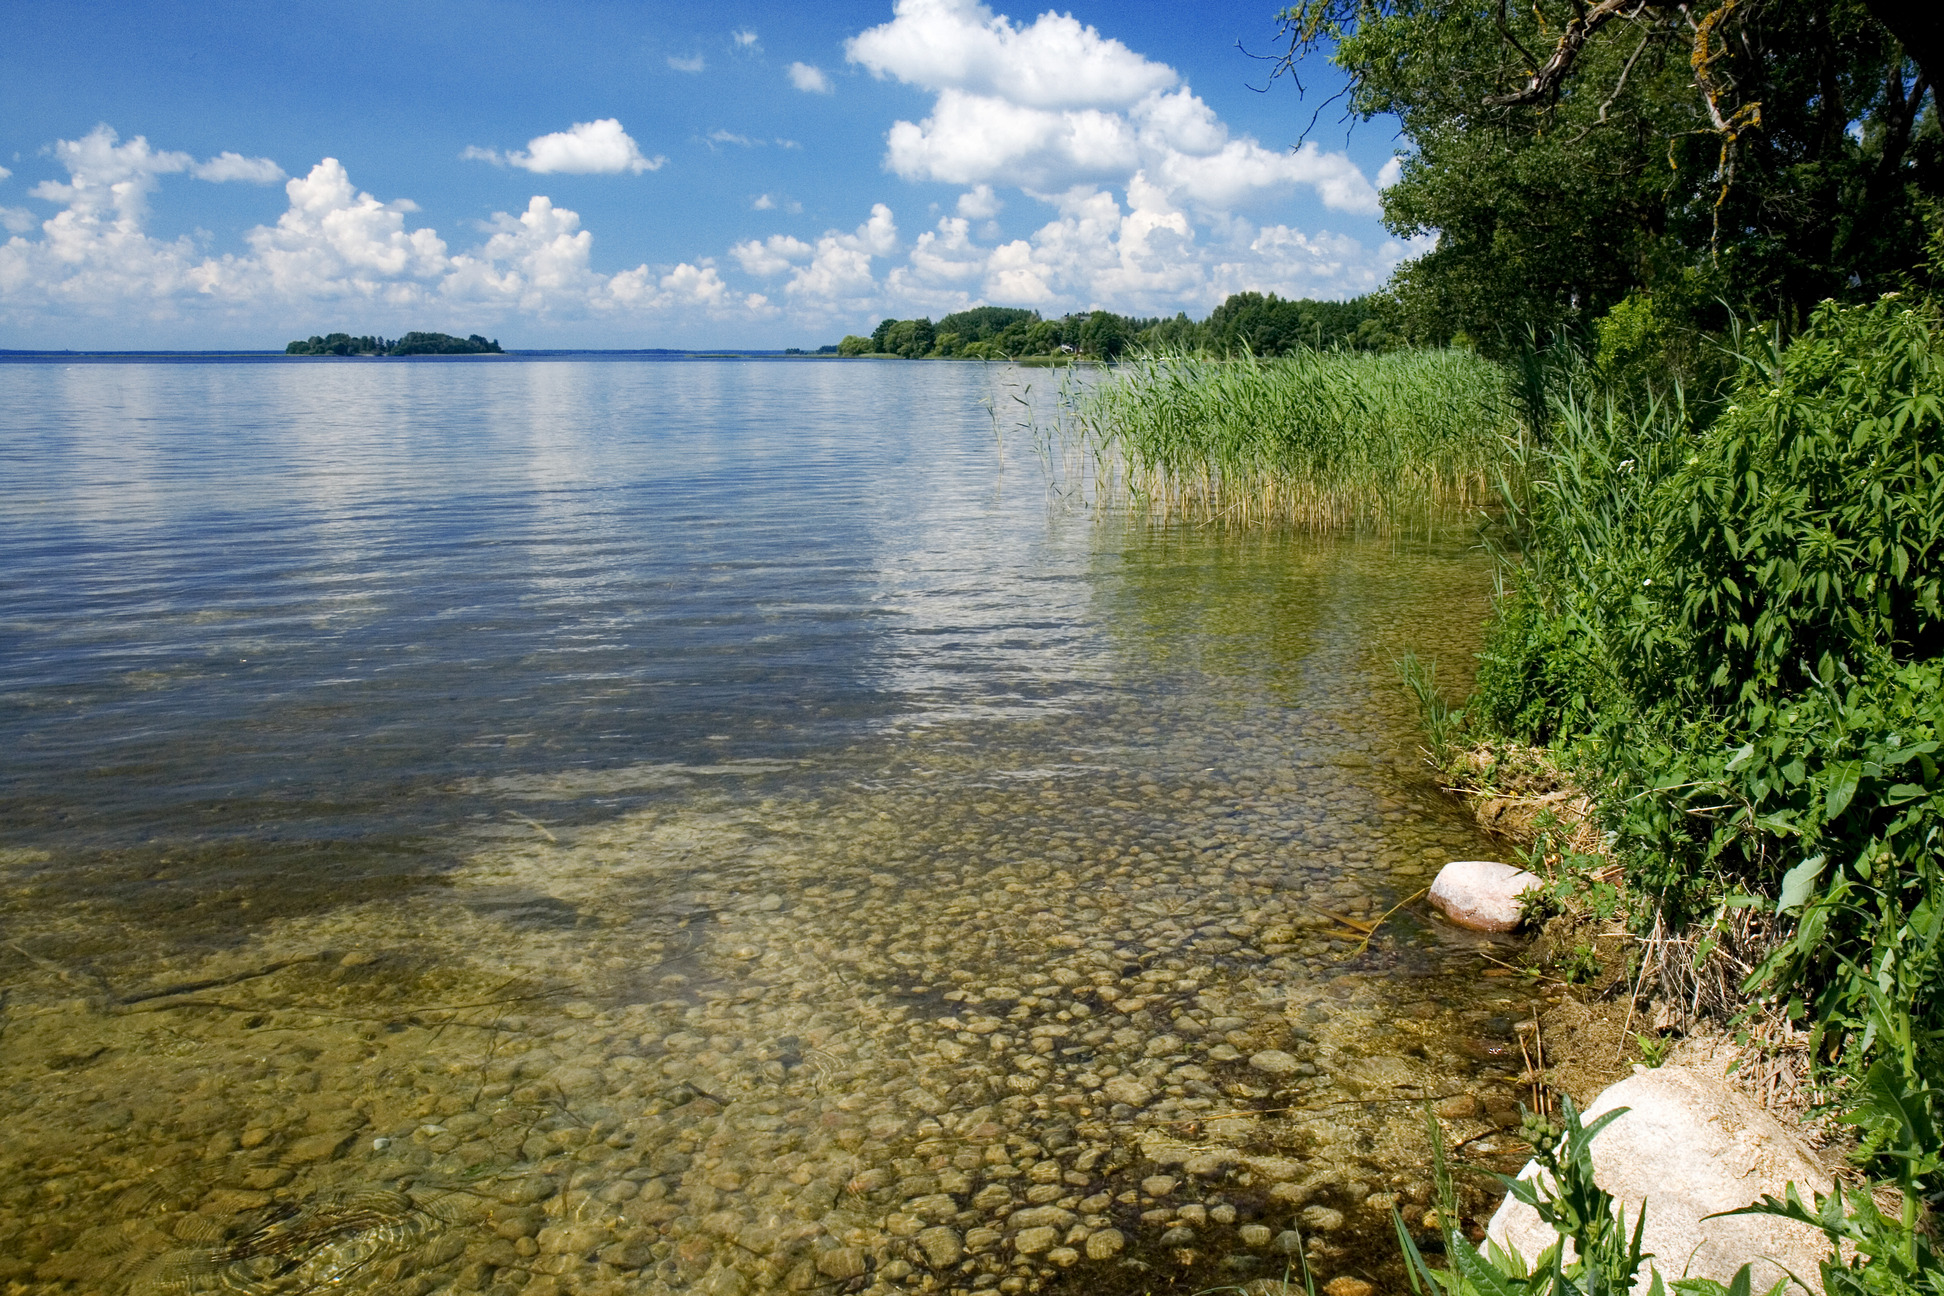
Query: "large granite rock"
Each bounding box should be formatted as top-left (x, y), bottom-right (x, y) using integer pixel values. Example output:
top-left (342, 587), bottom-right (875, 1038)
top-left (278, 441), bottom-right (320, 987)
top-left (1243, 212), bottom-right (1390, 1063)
top-left (1429, 859), bottom-right (1541, 932)
top-left (1487, 1066), bottom-right (1836, 1294)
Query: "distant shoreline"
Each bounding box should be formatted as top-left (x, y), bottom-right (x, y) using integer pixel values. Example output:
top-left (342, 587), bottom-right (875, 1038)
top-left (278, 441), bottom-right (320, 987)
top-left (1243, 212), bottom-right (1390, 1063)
top-left (0, 349), bottom-right (1090, 364)
top-left (0, 348), bottom-right (836, 361)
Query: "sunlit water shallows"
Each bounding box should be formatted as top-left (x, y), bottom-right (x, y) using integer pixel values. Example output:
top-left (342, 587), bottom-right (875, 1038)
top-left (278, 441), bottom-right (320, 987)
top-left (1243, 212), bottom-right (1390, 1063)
top-left (1, 357), bottom-right (1538, 1296)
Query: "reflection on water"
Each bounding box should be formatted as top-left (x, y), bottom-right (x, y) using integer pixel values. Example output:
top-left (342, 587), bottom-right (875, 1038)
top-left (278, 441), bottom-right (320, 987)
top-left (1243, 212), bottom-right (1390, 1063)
top-left (0, 358), bottom-right (1542, 1295)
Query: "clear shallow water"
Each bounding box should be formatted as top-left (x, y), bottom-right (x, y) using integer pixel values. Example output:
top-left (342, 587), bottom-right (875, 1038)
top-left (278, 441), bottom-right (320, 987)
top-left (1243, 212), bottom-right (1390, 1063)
top-left (0, 358), bottom-right (1537, 1296)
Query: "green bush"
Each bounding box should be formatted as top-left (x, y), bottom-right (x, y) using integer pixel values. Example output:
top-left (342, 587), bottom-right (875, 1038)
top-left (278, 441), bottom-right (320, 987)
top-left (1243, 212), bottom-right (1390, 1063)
top-left (1464, 295), bottom-right (1944, 1273)
top-left (1078, 346), bottom-right (1514, 529)
top-left (1655, 298), bottom-right (1944, 709)
top-left (1473, 582), bottom-right (1617, 746)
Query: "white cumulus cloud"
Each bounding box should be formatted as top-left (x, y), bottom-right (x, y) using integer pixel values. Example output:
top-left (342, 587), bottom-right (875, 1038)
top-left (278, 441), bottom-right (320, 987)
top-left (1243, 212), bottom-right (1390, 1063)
top-left (476, 119), bottom-right (665, 175)
top-left (667, 53), bottom-right (706, 73)
top-left (783, 204), bottom-right (899, 307)
top-left (788, 62), bottom-right (833, 94)
top-left (192, 152), bottom-right (286, 184)
top-left (2, 116), bottom-right (1410, 346)
top-left (956, 184), bottom-right (1002, 220)
top-left (731, 234), bottom-right (815, 277)
top-left (752, 189), bottom-right (1415, 325)
top-left (29, 124), bottom-right (191, 222)
top-left (230, 159), bottom-right (450, 300)
top-left (0, 126), bottom-right (767, 335)
top-left (847, 0), bottom-right (1380, 217)
top-left (848, 0), bottom-right (1175, 110)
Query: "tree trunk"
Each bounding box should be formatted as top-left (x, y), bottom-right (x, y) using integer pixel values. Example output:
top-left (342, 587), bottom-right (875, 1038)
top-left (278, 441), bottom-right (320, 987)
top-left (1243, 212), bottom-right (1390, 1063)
top-left (1863, 1), bottom-right (1942, 92)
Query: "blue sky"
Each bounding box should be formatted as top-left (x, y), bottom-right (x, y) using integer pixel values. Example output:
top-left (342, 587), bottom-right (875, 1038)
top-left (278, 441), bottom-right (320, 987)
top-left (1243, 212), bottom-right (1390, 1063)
top-left (0, 0), bottom-right (1417, 349)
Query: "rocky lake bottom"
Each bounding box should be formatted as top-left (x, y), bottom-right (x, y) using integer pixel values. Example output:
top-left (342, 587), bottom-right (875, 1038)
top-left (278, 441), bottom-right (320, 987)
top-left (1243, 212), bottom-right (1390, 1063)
top-left (0, 622), bottom-right (1556, 1296)
top-left (0, 359), bottom-right (1543, 1295)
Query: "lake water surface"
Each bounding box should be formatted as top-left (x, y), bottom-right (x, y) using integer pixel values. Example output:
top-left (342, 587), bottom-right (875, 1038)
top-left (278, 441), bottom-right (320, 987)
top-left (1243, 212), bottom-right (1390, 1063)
top-left (0, 357), bottom-right (1539, 1296)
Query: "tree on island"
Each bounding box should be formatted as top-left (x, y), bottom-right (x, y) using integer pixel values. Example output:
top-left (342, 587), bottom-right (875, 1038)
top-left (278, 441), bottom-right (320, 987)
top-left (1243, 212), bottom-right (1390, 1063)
top-left (285, 332), bottom-right (503, 356)
top-left (831, 294), bottom-right (1393, 359)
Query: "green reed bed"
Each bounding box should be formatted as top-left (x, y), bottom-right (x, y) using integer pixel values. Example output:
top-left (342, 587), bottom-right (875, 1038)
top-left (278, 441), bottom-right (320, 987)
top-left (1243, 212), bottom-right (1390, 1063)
top-left (1077, 347), bottom-right (1516, 530)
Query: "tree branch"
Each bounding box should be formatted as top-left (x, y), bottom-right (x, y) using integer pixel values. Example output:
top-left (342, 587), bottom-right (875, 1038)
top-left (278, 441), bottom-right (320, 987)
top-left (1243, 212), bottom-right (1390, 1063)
top-left (1565, 22), bottom-right (1662, 142)
top-left (1861, 2), bottom-right (1943, 94)
top-left (1483, 0), bottom-right (1654, 106)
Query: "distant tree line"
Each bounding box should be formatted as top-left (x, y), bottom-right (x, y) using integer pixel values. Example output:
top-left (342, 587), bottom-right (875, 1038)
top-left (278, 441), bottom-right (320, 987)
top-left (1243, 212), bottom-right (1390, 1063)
top-left (285, 332), bottom-right (504, 356)
top-left (830, 294), bottom-right (1392, 360)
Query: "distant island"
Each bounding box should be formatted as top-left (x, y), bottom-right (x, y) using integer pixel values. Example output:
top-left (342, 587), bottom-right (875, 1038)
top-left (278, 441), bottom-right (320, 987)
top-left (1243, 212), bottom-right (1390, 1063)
top-left (285, 332), bottom-right (503, 356)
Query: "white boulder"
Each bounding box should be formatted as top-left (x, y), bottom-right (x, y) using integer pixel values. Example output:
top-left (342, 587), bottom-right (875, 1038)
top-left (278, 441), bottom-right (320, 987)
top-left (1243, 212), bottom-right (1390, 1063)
top-left (1429, 859), bottom-right (1542, 931)
top-left (1487, 1066), bottom-right (1836, 1294)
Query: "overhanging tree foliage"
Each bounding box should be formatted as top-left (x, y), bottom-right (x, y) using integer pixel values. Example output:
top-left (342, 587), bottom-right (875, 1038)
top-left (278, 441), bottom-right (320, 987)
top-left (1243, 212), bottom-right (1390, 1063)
top-left (1274, 0), bottom-right (1939, 348)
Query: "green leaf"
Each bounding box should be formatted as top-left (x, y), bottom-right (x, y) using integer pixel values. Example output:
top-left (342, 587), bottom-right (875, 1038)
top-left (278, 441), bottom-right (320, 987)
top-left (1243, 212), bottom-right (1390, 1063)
top-left (1823, 762), bottom-right (1861, 819)
top-left (1672, 1279), bottom-right (1731, 1296)
top-left (1449, 1232), bottom-right (1530, 1296)
top-left (1776, 855), bottom-right (1827, 915)
top-left (1393, 1206), bottom-right (1441, 1296)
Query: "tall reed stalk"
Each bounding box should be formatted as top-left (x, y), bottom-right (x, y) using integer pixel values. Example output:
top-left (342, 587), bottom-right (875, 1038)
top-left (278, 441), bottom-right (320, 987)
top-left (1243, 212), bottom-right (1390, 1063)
top-left (1074, 348), bottom-right (1517, 531)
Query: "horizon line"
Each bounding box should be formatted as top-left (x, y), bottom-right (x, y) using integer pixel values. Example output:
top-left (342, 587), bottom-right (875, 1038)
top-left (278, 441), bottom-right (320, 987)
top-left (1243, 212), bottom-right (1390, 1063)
top-left (0, 347), bottom-right (826, 358)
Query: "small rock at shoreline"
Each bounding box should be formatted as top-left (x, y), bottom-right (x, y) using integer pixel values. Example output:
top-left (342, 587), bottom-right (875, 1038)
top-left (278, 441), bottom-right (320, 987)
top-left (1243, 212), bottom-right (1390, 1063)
top-left (1429, 860), bottom-right (1541, 932)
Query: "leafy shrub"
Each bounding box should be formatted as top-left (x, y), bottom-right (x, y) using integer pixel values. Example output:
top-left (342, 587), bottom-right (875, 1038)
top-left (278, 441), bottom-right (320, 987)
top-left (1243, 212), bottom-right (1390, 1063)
top-left (1473, 581), bottom-right (1617, 746)
top-left (1463, 293), bottom-right (1944, 1275)
top-left (1653, 298), bottom-right (1944, 711)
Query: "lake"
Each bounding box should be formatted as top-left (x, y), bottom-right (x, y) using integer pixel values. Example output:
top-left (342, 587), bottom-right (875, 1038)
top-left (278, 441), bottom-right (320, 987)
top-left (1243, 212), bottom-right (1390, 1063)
top-left (0, 356), bottom-right (1535, 1295)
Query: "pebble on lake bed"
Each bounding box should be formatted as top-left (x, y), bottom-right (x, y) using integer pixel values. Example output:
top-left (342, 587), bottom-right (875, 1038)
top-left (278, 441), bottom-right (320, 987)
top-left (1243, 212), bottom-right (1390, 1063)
top-left (0, 586), bottom-right (1530, 1296)
top-left (917, 1226), bottom-right (964, 1267)
top-left (1325, 1277), bottom-right (1377, 1296)
top-left (1303, 1205), bottom-right (1347, 1232)
top-left (1015, 1225), bottom-right (1059, 1254)
top-left (1249, 1049), bottom-right (1301, 1074)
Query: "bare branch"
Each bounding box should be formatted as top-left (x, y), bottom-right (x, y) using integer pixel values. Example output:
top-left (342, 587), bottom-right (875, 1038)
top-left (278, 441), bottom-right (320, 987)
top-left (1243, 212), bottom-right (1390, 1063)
top-left (1565, 21), bottom-right (1661, 143)
top-left (1495, 0), bottom-right (1548, 84)
top-left (1484, 0), bottom-right (1656, 106)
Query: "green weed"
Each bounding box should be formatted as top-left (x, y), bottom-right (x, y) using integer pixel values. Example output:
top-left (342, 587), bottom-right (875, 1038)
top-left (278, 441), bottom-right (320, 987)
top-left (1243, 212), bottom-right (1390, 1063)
top-left (1400, 653), bottom-right (1468, 763)
top-left (1076, 347), bottom-right (1516, 531)
top-left (1457, 292), bottom-right (1944, 1291)
top-left (1554, 943), bottom-right (1602, 985)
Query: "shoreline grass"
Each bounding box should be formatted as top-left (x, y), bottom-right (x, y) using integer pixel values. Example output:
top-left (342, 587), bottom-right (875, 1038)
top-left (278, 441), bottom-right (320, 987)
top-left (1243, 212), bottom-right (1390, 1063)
top-left (1074, 347), bottom-right (1517, 531)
